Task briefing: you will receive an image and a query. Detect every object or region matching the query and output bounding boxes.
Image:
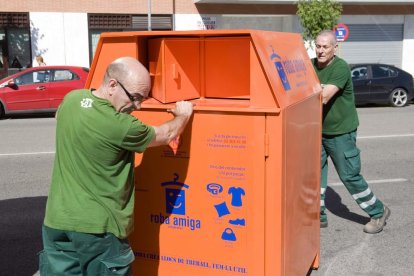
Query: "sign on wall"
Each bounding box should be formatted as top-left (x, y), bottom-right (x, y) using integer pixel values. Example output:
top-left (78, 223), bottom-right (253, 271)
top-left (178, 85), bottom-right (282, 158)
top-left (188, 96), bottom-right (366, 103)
top-left (197, 16), bottom-right (216, 30)
top-left (334, 23), bottom-right (349, 42)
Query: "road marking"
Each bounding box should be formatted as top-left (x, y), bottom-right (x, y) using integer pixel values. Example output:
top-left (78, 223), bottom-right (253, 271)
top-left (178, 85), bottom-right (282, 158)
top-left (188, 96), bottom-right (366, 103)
top-left (1, 134), bottom-right (413, 157)
top-left (0, 151), bottom-right (55, 157)
top-left (330, 178), bottom-right (408, 186)
top-left (359, 134), bottom-right (414, 139)
top-left (0, 134), bottom-right (412, 156)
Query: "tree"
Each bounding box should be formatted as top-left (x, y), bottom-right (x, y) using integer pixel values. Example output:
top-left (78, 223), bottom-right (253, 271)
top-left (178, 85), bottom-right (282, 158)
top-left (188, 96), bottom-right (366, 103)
top-left (296, 0), bottom-right (343, 45)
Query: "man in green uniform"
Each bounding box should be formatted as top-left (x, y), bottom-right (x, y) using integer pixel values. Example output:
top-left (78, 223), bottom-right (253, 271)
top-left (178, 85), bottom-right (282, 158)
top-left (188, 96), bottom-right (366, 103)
top-left (313, 30), bottom-right (390, 234)
top-left (39, 57), bottom-right (193, 275)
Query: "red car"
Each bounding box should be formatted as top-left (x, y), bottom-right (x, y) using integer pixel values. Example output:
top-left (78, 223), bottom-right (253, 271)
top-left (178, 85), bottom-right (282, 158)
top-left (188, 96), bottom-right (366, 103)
top-left (0, 66), bottom-right (89, 118)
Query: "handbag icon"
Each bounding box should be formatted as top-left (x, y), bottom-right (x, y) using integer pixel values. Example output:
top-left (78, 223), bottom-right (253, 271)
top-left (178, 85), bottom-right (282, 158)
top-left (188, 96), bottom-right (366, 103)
top-left (221, 228), bottom-right (237, 241)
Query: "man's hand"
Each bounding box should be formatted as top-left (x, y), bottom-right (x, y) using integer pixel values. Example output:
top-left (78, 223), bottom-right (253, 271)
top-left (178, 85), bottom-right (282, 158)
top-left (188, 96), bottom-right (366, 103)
top-left (321, 84), bottom-right (340, 104)
top-left (167, 101), bottom-right (193, 118)
top-left (149, 101), bottom-right (194, 147)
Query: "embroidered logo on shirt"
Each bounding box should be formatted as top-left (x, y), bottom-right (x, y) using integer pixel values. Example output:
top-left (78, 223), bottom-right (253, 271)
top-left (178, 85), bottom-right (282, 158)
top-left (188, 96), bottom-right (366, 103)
top-left (80, 98), bottom-right (93, 108)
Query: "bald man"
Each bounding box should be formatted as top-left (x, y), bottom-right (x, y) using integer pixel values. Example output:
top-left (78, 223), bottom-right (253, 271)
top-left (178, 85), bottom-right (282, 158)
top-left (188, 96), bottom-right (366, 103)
top-left (40, 57), bottom-right (193, 275)
top-left (313, 30), bottom-right (390, 234)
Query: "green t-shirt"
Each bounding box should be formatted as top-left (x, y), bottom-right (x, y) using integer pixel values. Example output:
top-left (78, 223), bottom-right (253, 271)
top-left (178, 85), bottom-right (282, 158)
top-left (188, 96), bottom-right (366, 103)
top-left (44, 89), bottom-right (155, 238)
top-left (312, 57), bottom-right (359, 135)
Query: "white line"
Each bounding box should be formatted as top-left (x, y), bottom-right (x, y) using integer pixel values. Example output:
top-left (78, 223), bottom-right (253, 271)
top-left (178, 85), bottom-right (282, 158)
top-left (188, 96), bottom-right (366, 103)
top-left (2, 134), bottom-right (412, 156)
top-left (359, 134), bottom-right (414, 139)
top-left (0, 151), bottom-right (55, 157)
top-left (330, 178), bottom-right (408, 186)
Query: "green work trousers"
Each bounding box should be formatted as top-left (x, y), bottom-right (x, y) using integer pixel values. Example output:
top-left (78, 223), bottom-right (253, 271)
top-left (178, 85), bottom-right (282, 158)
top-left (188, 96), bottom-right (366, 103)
top-left (320, 130), bottom-right (384, 223)
top-left (39, 224), bottom-right (134, 275)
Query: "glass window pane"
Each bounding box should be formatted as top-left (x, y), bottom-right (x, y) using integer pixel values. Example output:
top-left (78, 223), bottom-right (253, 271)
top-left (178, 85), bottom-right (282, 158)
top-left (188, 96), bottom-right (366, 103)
top-left (8, 28), bottom-right (31, 69)
top-left (351, 66), bottom-right (368, 79)
top-left (90, 30), bottom-right (102, 62)
top-left (34, 70), bottom-right (50, 83)
top-left (53, 69), bottom-right (76, 81)
top-left (89, 29), bottom-right (117, 63)
top-left (15, 72), bottom-right (35, 85)
top-left (0, 29), bottom-right (4, 69)
top-left (372, 66), bottom-right (389, 78)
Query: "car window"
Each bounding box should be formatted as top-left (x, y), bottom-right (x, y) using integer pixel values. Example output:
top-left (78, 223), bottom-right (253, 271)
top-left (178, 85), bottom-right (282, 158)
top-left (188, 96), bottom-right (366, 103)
top-left (387, 67), bottom-right (398, 77)
top-left (351, 66), bottom-right (368, 80)
top-left (372, 65), bottom-right (394, 79)
top-left (15, 70), bottom-right (50, 85)
top-left (52, 69), bottom-right (79, 82)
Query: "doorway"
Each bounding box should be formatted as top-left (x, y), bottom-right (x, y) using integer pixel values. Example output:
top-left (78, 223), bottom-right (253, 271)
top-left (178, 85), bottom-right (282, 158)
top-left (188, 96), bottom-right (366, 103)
top-left (0, 30), bottom-right (8, 79)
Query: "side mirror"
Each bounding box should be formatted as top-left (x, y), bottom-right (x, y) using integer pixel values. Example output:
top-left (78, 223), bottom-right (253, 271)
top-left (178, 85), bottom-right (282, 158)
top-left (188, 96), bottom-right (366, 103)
top-left (7, 80), bottom-right (16, 87)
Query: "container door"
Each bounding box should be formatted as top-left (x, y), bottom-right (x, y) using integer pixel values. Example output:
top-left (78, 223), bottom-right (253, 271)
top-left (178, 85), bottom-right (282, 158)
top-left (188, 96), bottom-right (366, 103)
top-left (149, 38), bottom-right (201, 103)
top-left (132, 110), bottom-right (266, 276)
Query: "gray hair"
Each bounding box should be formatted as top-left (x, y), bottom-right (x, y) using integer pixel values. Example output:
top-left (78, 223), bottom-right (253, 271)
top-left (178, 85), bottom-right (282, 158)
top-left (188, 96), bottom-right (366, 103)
top-left (317, 30), bottom-right (337, 46)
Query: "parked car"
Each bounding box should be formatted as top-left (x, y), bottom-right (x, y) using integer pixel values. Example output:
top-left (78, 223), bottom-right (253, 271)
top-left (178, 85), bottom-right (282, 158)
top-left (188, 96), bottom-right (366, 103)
top-left (351, 63), bottom-right (414, 107)
top-left (0, 65), bottom-right (89, 118)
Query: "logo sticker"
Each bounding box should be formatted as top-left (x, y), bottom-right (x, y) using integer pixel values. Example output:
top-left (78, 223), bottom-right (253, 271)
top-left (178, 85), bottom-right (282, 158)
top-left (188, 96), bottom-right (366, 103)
top-left (150, 173), bottom-right (202, 231)
top-left (270, 47), bottom-right (291, 92)
top-left (80, 98), bottom-right (93, 108)
top-left (161, 173), bottom-right (189, 215)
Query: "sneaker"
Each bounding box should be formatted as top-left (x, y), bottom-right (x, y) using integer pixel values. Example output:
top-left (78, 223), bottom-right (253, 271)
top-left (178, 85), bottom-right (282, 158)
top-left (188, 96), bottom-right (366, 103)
top-left (363, 206), bottom-right (391, 234)
top-left (320, 221), bottom-right (328, 228)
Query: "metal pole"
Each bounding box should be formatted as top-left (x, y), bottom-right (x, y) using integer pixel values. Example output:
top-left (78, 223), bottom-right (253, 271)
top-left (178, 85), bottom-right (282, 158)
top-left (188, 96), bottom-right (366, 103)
top-left (172, 0), bottom-right (175, 30)
top-left (148, 0), bottom-right (152, 31)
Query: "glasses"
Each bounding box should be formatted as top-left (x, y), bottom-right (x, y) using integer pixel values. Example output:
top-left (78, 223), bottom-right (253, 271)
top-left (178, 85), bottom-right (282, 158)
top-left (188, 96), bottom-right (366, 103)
top-left (116, 79), bottom-right (145, 103)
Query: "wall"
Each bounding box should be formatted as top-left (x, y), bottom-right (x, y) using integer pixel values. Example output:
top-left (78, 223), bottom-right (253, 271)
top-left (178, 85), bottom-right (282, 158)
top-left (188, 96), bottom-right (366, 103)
top-left (12, 1), bottom-right (413, 74)
top-left (30, 12), bottom-right (89, 67)
top-left (2, 1), bottom-right (414, 15)
top-left (175, 14), bottom-right (293, 31)
top-left (0, 0), bottom-right (174, 14)
top-left (402, 15), bottom-right (414, 76)
top-left (295, 14), bottom-right (414, 76)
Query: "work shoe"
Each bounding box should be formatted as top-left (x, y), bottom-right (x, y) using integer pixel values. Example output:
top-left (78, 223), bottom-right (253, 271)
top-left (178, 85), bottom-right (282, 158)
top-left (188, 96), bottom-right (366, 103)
top-left (363, 206), bottom-right (391, 234)
top-left (320, 221), bottom-right (328, 228)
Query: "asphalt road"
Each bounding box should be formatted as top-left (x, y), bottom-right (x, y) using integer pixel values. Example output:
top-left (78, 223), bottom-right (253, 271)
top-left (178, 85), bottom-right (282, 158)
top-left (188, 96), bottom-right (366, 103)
top-left (310, 105), bottom-right (414, 276)
top-left (1, 105), bottom-right (414, 276)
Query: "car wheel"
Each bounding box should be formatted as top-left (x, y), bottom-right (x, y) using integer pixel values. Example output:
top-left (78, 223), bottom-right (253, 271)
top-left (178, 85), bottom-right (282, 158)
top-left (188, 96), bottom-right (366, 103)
top-left (389, 88), bottom-right (408, 107)
top-left (0, 103), bottom-right (4, 119)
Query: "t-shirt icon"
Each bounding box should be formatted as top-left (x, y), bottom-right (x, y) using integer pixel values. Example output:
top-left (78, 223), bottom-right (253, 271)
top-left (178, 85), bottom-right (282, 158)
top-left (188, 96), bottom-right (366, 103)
top-left (228, 187), bottom-right (245, 207)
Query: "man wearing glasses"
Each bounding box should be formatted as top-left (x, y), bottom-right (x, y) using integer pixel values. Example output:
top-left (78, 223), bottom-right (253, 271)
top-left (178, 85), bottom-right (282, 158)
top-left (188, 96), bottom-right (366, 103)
top-left (40, 57), bottom-right (193, 275)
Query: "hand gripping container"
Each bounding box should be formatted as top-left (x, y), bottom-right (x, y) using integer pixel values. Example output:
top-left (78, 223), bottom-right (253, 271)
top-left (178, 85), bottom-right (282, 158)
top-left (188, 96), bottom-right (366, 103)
top-left (86, 29), bottom-right (323, 276)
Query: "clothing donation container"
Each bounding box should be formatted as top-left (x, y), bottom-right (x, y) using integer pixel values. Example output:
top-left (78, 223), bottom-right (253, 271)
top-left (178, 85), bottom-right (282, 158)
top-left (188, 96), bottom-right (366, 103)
top-left (87, 29), bottom-right (323, 276)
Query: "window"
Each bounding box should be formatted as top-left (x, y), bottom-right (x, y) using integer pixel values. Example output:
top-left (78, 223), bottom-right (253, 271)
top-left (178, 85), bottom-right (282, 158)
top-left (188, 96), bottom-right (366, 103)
top-left (15, 70), bottom-right (50, 85)
top-left (87, 14), bottom-right (172, 64)
top-left (351, 66), bottom-right (368, 79)
top-left (8, 28), bottom-right (30, 69)
top-left (0, 13), bottom-right (30, 77)
top-left (52, 69), bottom-right (78, 81)
top-left (387, 67), bottom-right (398, 77)
top-left (34, 70), bottom-right (49, 83)
top-left (372, 65), bottom-right (394, 79)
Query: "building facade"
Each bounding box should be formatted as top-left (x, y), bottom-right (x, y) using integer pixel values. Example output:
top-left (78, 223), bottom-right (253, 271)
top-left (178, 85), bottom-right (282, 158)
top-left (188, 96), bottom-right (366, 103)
top-left (0, 0), bottom-right (413, 78)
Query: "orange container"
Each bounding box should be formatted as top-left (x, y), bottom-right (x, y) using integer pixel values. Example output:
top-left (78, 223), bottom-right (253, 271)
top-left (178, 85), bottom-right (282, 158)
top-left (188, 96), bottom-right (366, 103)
top-left (87, 30), bottom-right (322, 276)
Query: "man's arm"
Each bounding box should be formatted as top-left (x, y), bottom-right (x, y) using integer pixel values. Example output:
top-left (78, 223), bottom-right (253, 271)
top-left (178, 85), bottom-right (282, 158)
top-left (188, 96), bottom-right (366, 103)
top-left (321, 84), bottom-right (341, 104)
top-left (148, 101), bottom-right (193, 147)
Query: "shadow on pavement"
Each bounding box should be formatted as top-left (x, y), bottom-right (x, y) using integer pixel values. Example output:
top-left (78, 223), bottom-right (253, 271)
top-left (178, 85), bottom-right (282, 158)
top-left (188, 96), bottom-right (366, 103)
top-left (307, 187), bottom-right (371, 275)
top-left (1, 113), bottom-right (55, 120)
top-left (0, 190), bottom-right (371, 276)
top-left (0, 196), bottom-right (46, 275)
top-left (325, 186), bottom-right (369, 225)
